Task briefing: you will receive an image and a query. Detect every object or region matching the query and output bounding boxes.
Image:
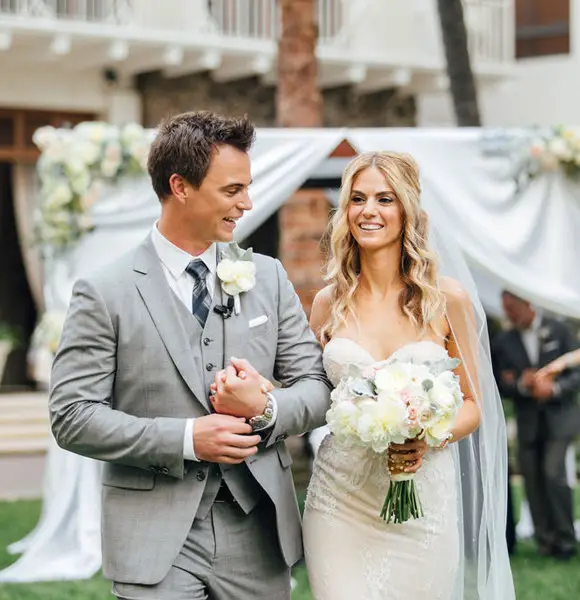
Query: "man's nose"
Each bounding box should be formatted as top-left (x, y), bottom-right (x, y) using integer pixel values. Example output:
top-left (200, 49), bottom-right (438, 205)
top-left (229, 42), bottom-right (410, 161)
top-left (238, 191), bottom-right (252, 211)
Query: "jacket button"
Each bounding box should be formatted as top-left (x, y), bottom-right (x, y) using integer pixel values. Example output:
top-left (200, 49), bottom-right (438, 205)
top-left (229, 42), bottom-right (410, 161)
top-left (161, 467), bottom-right (169, 475)
top-left (203, 337), bottom-right (212, 346)
top-left (196, 470), bottom-right (206, 481)
top-left (206, 363), bottom-right (215, 371)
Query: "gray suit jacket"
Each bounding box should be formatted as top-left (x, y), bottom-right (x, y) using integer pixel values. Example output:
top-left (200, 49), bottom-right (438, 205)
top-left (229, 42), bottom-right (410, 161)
top-left (49, 236), bottom-right (331, 584)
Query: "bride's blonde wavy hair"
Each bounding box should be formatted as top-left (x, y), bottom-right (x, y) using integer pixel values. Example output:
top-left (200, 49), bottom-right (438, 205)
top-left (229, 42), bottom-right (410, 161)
top-left (320, 151), bottom-right (446, 342)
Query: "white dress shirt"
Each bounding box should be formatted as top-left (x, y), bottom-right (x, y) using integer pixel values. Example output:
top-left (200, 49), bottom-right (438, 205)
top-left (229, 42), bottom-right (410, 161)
top-left (151, 224), bottom-right (216, 461)
top-left (521, 313), bottom-right (542, 366)
top-left (150, 224), bottom-right (276, 462)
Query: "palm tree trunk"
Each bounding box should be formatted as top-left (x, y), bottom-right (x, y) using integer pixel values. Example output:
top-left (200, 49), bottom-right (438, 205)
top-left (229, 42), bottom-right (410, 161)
top-left (276, 0), bottom-right (322, 127)
top-left (436, 0), bottom-right (481, 126)
top-left (276, 0), bottom-right (326, 315)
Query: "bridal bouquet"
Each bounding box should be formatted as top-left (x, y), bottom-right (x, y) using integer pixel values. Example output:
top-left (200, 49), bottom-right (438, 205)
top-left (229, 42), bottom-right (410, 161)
top-left (326, 356), bottom-right (463, 523)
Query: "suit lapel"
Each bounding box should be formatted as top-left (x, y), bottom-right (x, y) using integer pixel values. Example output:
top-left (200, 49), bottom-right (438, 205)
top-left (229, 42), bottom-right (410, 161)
top-left (133, 237), bottom-right (211, 412)
top-left (217, 243), bottom-right (247, 363)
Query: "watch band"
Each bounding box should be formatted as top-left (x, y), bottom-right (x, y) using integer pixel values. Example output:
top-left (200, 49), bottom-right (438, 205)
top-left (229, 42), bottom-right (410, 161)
top-left (248, 392), bottom-right (276, 431)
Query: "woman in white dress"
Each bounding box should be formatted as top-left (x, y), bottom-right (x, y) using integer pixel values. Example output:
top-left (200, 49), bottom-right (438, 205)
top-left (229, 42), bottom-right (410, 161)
top-left (303, 151), bottom-right (514, 599)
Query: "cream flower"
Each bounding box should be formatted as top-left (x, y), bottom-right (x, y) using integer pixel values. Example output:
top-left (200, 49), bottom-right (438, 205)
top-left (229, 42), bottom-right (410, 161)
top-left (217, 258), bottom-right (256, 296)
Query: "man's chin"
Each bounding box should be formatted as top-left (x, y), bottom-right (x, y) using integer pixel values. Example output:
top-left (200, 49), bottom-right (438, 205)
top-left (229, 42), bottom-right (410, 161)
top-left (215, 230), bottom-right (234, 243)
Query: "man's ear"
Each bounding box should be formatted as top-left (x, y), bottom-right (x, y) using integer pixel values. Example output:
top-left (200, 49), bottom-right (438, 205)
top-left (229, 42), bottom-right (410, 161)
top-left (168, 174), bottom-right (188, 204)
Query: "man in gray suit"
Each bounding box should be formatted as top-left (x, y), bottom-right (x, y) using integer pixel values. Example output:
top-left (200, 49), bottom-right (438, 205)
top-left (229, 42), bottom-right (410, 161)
top-left (495, 291), bottom-right (580, 560)
top-left (49, 111), bottom-right (331, 599)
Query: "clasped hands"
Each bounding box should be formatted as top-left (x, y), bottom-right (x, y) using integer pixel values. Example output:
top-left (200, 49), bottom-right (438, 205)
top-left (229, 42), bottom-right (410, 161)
top-left (192, 358), bottom-right (273, 464)
top-left (502, 368), bottom-right (556, 402)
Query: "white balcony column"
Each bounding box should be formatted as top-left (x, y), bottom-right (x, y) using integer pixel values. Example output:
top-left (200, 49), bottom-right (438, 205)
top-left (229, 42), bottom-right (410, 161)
top-left (104, 85), bottom-right (142, 125)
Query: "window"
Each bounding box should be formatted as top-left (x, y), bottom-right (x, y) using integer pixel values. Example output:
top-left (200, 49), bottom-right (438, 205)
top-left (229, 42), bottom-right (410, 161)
top-left (516, 0), bottom-right (570, 58)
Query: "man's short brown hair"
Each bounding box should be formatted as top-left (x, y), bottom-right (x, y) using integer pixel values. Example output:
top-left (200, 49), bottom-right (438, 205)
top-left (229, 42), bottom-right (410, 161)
top-left (147, 111), bottom-right (255, 199)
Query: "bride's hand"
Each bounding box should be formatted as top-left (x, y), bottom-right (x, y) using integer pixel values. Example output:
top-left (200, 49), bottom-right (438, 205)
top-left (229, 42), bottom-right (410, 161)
top-left (388, 438), bottom-right (428, 474)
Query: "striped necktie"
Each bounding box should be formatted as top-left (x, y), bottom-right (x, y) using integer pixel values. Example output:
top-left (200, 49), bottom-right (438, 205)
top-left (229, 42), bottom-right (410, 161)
top-left (185, 260), bottom-right (211, 328)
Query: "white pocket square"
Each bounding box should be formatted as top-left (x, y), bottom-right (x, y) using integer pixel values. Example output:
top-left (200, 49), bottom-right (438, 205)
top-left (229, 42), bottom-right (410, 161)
top-left (543, 340), bottom-right (560, 352)
top-left (249, 315), bottom-right (268, 328)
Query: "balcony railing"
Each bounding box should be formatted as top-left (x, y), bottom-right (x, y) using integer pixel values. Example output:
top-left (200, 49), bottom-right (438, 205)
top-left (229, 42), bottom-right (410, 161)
top-left (206, 0), bottom-right (344, 44)
top-left (464, 0), bottom-right (514, 64)
top-left (0, 0), bottom-right (132, 24)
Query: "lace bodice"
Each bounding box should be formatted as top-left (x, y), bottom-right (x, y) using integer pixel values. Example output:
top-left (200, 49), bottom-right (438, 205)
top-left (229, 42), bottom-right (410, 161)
top-left (323, 338), bottom-right (450, 387)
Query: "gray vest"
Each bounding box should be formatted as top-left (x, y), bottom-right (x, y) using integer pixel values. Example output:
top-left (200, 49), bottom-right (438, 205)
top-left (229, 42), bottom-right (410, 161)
top-left (173, 293), bottom-right (264, 519)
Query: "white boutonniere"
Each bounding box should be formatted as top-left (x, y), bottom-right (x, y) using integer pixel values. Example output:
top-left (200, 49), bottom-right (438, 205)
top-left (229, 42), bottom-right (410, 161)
top-left (539, 326), bottom-right (551, 341)
top-left (216, 243), bottom-right (256, 315)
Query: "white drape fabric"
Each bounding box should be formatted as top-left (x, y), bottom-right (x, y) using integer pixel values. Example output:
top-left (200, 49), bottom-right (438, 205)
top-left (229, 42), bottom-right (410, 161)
top-left (3, 126), bottom-right (579, 584)
top-left (11, 164), bottom-right (44, 311)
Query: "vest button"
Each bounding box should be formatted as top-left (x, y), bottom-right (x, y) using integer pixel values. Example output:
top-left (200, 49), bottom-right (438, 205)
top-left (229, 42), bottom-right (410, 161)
top-left (196, 470), bottom-right (206, 481)
top-left (206, 363), bottom-right (215, 371)
top-left (203, 337), bottom-right (212, 346)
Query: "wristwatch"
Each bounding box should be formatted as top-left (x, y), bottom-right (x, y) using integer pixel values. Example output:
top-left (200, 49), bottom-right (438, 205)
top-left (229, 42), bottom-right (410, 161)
top-left (248, 393), bottom-right (276, 431)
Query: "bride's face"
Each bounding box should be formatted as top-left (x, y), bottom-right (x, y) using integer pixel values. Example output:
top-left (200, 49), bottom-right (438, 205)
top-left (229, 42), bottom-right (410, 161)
top-left (347, 166), bottom-right (403, 250)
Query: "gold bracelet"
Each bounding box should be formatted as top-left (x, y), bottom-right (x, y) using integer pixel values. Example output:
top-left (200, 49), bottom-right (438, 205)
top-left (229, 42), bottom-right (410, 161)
top-left (439, 431), bottom-right (454, 449)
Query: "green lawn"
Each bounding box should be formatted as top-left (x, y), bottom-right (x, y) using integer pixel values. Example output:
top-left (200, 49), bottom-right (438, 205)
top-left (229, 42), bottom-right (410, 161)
top-left (1, 491), bottom-right (580, 600)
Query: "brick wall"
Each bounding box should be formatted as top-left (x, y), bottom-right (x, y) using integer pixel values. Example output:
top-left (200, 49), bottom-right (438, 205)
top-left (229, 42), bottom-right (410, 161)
top-left (278, 189), bottom-right (330, 315)
top-left (138, 71), bottom-right (415, 129)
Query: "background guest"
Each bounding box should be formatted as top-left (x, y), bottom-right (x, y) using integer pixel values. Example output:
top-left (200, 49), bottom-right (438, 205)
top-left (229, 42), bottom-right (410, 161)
top-left (494, 291), bottom-right (580, 560)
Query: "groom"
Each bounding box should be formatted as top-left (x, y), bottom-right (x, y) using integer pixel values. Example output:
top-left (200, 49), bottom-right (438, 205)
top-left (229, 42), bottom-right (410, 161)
top-left (49, 111), bottom-right (331, 599)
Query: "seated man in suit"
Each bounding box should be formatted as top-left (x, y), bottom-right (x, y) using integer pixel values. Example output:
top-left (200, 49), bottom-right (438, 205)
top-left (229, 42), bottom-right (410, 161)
top-left (494, 291), bottom-right (580, 559)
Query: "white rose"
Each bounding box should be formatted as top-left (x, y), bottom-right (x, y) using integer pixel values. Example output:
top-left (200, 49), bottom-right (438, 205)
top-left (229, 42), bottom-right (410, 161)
top-left (357, 396), bottom-right (409, 451)
top-left (424, 415), bottom-right (455, 447)
top-left (45, 183), bottom-right (73, 209)
top-left (428, 380), bottom-right (456, 411)
top-left (77, 140), bottom-right (101, 166)
top-left (121, 123), bottom-right (145, 145)
top-left (217, 259), bottom-right (256, 295)
top-left (129, 140), bottom-right (150, 170)
top-left (70, 171), bottom-right (91, 195)
top-left (101, 158), bottom-right (121, 178)
top-left (44, 139), bottom-right (67, 163)
top-left (374, 364), bottom-right (408, 393)
top-left (549, 137), bottom-right (572, 161)
top-left (75, 122), bottom-right (115, 144)
top-left (32, 126), bottom-right (59, 151)
top-left (327, 401), bottom-right (361, 441)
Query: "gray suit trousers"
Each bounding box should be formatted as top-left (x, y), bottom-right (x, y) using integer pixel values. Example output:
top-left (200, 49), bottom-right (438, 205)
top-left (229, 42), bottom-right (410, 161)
top-left (112, 498), bottom-right (291, 600)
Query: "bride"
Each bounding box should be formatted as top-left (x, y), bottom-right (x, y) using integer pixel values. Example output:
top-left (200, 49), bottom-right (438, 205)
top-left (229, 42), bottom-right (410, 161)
top-left (303, 151), bottom-right (514, 599)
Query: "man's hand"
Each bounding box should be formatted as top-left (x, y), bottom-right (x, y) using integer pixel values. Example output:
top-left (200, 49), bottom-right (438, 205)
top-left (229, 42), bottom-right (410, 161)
top-left (533, 376), bottom-right (556, 402)
top-left (193, 414), bottom-right (261, 464)
top-left (521, 368), bottom-right (537, 391)
top-left (500, 370), bottom-right (516, 386)
top-left (388, 438), bottom-right (428, 475)
top-left (210, 358), bottom-right (268, 419)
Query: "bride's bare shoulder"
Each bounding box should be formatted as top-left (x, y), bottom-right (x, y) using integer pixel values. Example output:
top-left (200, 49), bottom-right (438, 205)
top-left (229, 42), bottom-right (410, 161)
top-left (439, 276), bottom-right (471, 309)
top-left (310, 285), bottom-right (334, 340)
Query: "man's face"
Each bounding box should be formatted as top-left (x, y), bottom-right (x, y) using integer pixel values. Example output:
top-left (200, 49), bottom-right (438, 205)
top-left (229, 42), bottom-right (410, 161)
top-left (182, 144), bottom-right (252, 244)
top-left (502, 293), bottom-right (534, 329)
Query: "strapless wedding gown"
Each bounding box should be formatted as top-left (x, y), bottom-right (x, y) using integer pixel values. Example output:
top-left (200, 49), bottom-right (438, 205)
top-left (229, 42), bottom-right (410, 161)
top-left (303, 339), bottom-right (459, 600)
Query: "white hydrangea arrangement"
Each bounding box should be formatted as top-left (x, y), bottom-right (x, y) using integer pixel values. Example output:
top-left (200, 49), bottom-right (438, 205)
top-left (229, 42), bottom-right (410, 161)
top-left (33, 121), bottom-right (151, 250)
top-left (529, 126), bottom-right (580, 179)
